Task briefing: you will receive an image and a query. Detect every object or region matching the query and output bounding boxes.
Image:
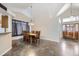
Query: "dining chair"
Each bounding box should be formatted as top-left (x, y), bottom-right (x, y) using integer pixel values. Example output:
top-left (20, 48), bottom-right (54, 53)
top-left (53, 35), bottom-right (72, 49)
top-left (33, 31), bottom-right (40, 44)
top-left (31, 31), bottom-right (40, 45)
top-left (23, 31), bottom-right (30, 44)
top-left (35, 31), bottom-right (40, 45)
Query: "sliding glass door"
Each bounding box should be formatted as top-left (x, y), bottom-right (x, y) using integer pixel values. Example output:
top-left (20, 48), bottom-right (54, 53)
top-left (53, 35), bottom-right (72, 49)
top-left (16, 21), bottom-right (22, 35)
top-left (12, 19), bottom-right (29, 36)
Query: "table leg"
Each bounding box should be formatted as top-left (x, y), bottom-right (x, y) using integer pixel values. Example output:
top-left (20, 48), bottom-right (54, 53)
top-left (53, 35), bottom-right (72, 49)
top-left (30, 36), bottom-right (32, 45)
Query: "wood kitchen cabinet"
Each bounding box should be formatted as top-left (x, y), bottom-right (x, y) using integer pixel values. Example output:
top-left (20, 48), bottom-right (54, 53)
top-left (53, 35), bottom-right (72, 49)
top-left (2, 16), bottom-right (8, 28)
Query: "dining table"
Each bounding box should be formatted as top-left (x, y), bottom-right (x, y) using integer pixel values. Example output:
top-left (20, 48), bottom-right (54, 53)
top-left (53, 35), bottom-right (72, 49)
top-left (27, 32), bottom-right (37, 44)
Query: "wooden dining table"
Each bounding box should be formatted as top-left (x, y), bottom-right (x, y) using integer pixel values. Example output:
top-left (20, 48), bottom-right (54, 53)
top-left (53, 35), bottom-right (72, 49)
top-left (23, 31), bottom-right (40, 45)
top-left (27, 32), bottom-right (37, 36)
top-left (27, 32), bottom-right (37, 44)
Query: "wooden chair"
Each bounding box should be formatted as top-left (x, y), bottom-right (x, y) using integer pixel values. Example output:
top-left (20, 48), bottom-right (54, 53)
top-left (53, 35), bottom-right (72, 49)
top-left (32, 31), bottom-right (40, 45)
top-left (36, 31), bottom-right (40, 44)
top-left (35, 31), bottom-right (40, 44)
top-left (36, 31), bottom-right (40, 39)
top-left (73, 32), bottom-right (78, 41)
top-left (32, 31), bottom-right (35, 33)
top-left (63, 31), bottom-right (67, 39)
top-left (23, 31), bottom-right (30, 44)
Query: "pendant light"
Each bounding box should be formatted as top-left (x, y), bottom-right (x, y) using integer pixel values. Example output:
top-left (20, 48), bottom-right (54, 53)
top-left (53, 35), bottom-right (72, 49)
top-left (70, 3), bottom-right (76, 21)
top-left (70, 3), bottom-right (73, 19)
top-left (28, 5), bottom-right (34, 32)
top-left (29, 19), bottom-right (34, 26)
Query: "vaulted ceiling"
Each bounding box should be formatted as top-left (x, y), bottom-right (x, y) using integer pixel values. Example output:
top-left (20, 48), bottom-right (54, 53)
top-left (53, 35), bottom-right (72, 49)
top-left (3, 3), bottom-right (32, 9)
top-left (2, 3), bottom-right (79, 19)
top-left (1, 3), bottom-right (65, 20)
top-left (59, 3), bottom-right (79, 18)
top-left (32, 3), bottom-right (65, 19)
top-left (2, 3), bottom-right (64, 18)
top-left (2, 3), bottom-right (32, 19)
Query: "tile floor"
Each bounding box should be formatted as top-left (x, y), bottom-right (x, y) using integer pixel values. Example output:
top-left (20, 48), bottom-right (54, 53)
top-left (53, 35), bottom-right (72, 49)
top-left (4, 39), bottom-right (79, 56)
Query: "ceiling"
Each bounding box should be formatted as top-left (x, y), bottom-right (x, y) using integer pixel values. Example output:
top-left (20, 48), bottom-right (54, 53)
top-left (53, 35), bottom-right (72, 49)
top-left (32, 3), bottom-right (65, 19)
top-left (0, 3), bottom-right (65, 19)
top-left (59, 3), bottom-right (79, 18)
top-left (2, 3), bottom-right (32, 9)
top-left (2, 3), bottom-right (32, 18)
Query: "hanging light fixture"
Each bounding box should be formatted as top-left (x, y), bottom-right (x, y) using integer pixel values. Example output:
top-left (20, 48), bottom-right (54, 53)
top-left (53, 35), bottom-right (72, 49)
top-left (29, 19), bottom-right (34, 26)
top-left (28, 5), bottom-right (34, 26)
top-left (70, 3), bottom-right (78, 21)
top-left (62, 3), bottom-right (76, 22)
top-left (62, 3), bottom-right (79, 23)
top-left (28, 5), bottom-right (35, 32)
top-left (70, 3), bottom-right (74, 20)
top-left (29, 19), bottom-right (34, 32)
top-left (71, 3), bottom-right (73, 17)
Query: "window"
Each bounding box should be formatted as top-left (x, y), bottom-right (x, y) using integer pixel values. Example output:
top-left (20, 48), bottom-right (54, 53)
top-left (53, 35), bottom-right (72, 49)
top-left (12, 19), bottom-right (29, 36)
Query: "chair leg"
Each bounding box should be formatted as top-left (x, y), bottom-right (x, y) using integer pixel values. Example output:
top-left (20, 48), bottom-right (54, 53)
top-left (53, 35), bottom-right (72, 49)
top-left (36, 39), bottom-right (40, 46)
top-left (38, 39), bottom-right (40, 44)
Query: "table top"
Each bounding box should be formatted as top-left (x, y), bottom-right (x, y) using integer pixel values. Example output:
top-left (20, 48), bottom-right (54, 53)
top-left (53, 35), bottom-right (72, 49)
top-left (27, 33), bottom-right (36, 36)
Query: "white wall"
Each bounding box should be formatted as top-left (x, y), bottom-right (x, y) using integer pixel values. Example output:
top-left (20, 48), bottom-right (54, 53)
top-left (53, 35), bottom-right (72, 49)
top-left (32, 4), bottom-right (61, 42)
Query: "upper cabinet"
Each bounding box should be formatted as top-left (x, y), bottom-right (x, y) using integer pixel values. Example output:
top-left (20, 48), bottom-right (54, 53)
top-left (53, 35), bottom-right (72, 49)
top-left (2, 16), bottom-right (8, 28)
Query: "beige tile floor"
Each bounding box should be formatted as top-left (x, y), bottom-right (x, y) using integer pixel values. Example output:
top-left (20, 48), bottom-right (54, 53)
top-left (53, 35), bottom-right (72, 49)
top-left (4, 39), bottom-right (79, 56)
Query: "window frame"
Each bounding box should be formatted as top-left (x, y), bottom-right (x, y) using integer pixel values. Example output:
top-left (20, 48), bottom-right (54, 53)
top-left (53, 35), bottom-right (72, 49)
top-left (12, 19), bottom-right (29, 37)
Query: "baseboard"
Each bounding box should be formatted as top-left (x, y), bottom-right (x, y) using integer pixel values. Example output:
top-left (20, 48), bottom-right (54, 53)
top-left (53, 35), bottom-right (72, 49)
top-left (40, 36), bottom-right (60, 42)
top-left (0, 47), bottom-right (12, 56)
top-left (42, 38), bottom-right (59, 42)
top-left (12, 36), bottom-right (23, 40)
